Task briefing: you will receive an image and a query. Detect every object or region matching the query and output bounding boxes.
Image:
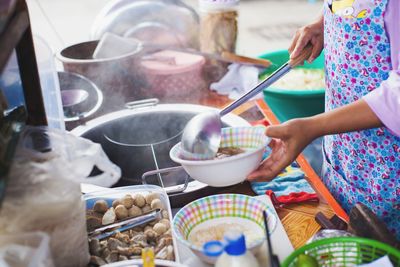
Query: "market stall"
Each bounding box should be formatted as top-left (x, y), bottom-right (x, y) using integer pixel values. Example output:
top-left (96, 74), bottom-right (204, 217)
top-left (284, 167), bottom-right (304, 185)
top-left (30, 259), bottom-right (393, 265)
top-left (1, 0), bottom-right (399, 267)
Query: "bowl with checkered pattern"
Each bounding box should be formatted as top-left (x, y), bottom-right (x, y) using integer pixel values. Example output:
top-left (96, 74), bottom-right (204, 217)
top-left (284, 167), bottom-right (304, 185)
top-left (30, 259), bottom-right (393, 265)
top-left (169, 126), bottom-right (270, 187)
top-left (172, 194), bottom-right (277, 264)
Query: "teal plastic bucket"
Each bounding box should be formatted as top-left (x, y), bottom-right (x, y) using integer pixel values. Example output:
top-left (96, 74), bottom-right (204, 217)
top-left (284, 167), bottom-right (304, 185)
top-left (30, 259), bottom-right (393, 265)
top-left (260, 50), bottom-right (325, 122)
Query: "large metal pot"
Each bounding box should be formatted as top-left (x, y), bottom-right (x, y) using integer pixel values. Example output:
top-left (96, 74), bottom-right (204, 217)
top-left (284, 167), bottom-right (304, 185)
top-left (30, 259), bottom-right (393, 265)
top-left (71, 101), bottom-right (250, 207)
top-left (56, 40), bottom-right (144, 113)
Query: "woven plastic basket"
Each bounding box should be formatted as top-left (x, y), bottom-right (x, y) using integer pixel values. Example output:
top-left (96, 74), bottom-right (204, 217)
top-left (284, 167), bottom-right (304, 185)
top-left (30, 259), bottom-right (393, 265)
top-left (282, 237), bottom-right (400, 267)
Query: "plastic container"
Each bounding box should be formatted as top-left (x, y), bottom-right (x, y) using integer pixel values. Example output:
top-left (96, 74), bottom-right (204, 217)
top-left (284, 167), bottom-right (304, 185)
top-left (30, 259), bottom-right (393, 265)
top-left (282, 237), bottom-right (400, 267)
top-left (0, 232), bottom-right (54, 267)
top-left (260, 50), bottom-right (325, 122)
top-left (84, 185), bottom-right (180, 263)
top-left (212, 231), bottom-right (260, 267)
top-left (140, 50), bottom-right (206, 99)
top-left (199, 0), bottom-right (239, 54)
top-left (33, 36), bottom-right (65, 130)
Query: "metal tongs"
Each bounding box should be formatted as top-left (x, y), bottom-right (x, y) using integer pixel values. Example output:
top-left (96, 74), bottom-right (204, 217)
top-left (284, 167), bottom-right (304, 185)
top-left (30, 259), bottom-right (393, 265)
top-left (89, 209), bottom-right (162, 240)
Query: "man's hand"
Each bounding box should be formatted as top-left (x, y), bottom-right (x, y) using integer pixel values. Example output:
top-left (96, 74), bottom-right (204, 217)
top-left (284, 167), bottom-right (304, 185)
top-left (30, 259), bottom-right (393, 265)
top-left (289, 15), bottom-right (324, 63)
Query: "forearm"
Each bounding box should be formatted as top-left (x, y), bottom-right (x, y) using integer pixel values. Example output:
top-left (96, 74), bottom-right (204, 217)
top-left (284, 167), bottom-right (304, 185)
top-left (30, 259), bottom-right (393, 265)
top-left (306, 99), bottom-right (383, 138)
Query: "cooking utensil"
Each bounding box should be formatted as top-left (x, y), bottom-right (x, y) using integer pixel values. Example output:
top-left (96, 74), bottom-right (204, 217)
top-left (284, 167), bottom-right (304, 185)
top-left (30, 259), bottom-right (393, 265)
top-left (181, 45), bottom-right (313, 159)
top-left (61, 89), bottom-right (89, 107)
top-left (349, 203), bottom-right (400, 249)
top-left (263, 210), bottom-right (280, 267)
top-left (315, 212), bottom-right (348, 231)
top-left (90, 208), bottom-right (162, 240)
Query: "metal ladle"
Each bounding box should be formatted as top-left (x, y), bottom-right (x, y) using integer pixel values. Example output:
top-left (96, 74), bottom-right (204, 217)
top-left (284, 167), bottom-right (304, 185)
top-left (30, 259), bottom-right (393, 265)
top-left (181, 46), bottom-right (313, 159)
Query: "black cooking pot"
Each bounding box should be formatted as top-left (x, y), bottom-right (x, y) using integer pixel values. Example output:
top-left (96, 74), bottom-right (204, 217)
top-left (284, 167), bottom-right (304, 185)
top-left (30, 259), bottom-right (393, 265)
top-left (72, 101), bottom-right (250, 206)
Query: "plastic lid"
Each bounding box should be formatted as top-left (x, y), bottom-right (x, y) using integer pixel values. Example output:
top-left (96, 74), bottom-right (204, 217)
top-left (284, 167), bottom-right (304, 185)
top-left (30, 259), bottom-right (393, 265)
top-left (140, 50), bottom-right (205, 75)
top-left (199, 0), bottom-right (239, 11)
top-left (224, 231), bottom-right (246, 256)
top-left (203, 240), bottom-right (224, 257)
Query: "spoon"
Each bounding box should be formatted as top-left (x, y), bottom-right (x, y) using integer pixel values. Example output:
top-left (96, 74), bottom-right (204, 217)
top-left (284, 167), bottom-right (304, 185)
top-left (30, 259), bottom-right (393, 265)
top-left (181, 45), bottom-right (313, 159)
top-left (61, 89), bottom-right (89, 107)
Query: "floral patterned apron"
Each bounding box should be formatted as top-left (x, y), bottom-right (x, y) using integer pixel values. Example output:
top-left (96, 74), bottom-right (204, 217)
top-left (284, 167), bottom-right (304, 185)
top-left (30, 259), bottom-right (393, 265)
top-left (323, 0), bottom-right (400, 239)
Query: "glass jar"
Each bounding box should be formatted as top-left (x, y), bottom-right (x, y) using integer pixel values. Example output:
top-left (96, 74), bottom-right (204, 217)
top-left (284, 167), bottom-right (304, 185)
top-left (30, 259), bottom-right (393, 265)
top-left (199, 0), bottom-right (239, 54)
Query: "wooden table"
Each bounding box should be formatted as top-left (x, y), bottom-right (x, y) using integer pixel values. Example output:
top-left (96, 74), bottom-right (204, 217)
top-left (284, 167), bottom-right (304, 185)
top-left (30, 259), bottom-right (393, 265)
top-left (178, 89), bottom-right (348, 249)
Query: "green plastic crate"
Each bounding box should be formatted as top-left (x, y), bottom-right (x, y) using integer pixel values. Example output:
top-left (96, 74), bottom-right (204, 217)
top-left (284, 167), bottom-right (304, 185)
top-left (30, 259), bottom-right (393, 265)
top-left (259, 50), bottom-right (325, 122)
top-left (282, 237), bottom-right (400, 267)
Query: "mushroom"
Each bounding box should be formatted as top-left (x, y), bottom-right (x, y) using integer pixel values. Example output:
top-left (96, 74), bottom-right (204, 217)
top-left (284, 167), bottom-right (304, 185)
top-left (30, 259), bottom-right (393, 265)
top-left (86, 210), bottom-right (103, 232)
top-left (133, 194), bottom-right (146, 208)
top-left (107, 237), bottom-right (126, 251)
top-left (142, 205), bottom-right (151, 214)
top-left (105, 251), bottom-right (119, 263)
top-left (89, 238), bottom-right (101, 256)
top-left (121, 194), bottom-right (134, 209)
top-left (150, 199), bottom-right (163, 210)
top-left (155, 245), bottom-right (174, 260)
top-left (144, 228), bottom-right (157, 242)
top-left (117, 246), bottom-right (135, 256)
top-left (101, 248), bottom-right (111, 259)
top-left (115, 232), bottom-right (130, 244)
top-left (159, 219), bottom-right (170, 229)
top-left (145, 192), bottom-right (160, 205)
top-left (153, 223), bottom-right (167, 235)
top-left (128, 205), bottom-right (142, 218)
top-left (93, 200), bottom-right (108, 214)
top-left (131, 232), bottom-right (147, 243)
top-left (102, 207), bottom-right (116, 225)
top-left (112, 199), bottom-right (121, 209)
top-left (155, 234), bottom-right (173, 254)
top-left (115, 205), bottom-right (128, 220)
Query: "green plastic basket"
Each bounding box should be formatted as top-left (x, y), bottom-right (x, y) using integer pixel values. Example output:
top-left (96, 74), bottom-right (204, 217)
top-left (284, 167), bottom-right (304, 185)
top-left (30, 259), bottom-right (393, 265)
top-left (282, 237), bottom-right (400, 267)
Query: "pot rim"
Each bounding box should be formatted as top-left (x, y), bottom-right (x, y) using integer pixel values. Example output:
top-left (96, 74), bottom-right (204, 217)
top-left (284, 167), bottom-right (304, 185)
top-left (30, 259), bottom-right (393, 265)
top-left (70, 103), bottom-right (250, 136)
top-left (56, 40), bottom-right (142, 64)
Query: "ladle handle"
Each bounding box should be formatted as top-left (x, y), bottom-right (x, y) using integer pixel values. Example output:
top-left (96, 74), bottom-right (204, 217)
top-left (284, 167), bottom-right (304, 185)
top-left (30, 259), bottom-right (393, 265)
top-left (288, 43), bottom-right (313, 68)
top-left (220, 63), bottom-right (291, 116)
top-left (220, 44), bottom-right (313, 116)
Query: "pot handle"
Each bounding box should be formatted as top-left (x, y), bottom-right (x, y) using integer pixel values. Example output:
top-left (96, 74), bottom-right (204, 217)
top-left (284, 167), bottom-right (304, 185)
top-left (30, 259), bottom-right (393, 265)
top-left (125, 98), bottom-right (159, 110)
top-left (141, 166), bottom-right (189, 195)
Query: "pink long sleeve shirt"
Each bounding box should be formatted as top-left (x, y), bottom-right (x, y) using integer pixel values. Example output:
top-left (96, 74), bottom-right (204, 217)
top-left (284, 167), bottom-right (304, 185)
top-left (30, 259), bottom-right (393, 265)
top-left (363, 0), bottom-right (400, 136)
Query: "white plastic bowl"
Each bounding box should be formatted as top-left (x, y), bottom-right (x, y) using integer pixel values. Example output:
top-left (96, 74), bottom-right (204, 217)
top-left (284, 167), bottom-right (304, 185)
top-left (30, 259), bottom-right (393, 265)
top-left (170, 127), bottom-right (270, 187)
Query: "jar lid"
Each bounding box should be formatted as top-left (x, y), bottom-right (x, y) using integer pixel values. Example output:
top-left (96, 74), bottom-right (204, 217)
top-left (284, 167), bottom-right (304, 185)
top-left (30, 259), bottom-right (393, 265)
top-left (140, 50), bottom-right (205, 75)
top-left (199, 0), bottom-right (239, 11)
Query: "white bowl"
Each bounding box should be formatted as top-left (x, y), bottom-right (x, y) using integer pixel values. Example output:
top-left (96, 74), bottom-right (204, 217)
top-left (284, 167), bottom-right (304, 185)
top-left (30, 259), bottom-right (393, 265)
top-left (169, 127), bottom-right (270, 187)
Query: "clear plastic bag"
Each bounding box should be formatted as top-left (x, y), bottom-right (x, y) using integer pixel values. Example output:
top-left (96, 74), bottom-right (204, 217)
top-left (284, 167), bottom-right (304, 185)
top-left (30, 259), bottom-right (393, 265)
top-left (0, 126), bottom-right (121, 267)
top-left (0, 232), bottom-right (54, 267)
top-left (17, 126), bottom-right (121, 187)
